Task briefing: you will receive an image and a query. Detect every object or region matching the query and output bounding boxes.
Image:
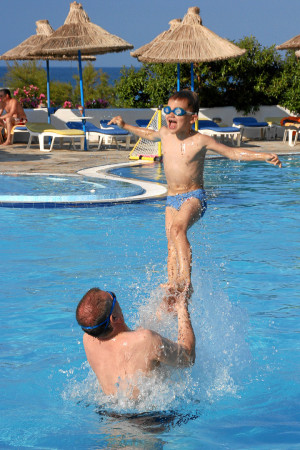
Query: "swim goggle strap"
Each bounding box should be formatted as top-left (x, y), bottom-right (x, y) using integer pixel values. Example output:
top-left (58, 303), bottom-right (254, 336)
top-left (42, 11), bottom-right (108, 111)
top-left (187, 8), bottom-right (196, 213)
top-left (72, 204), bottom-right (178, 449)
top-left (81, 291), bottom-right (116, 331)
top-left (163, 106), bottom-right (195, 116)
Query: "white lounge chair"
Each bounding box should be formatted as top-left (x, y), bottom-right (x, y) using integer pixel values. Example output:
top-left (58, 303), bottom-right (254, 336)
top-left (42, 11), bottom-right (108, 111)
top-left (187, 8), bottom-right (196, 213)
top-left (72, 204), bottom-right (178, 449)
top-left (197, 120), bottom-right (242, 146)
top-left (25, 122), bottom-right (84, 152)
top-left (232, 117), bottom-right (269, 140)
top-left (99, 120), bottom-right (131, 150)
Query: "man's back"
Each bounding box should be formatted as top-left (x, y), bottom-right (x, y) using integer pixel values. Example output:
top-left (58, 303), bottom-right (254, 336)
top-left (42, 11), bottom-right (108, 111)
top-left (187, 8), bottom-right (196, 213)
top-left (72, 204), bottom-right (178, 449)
top-left (83, 328), bottom-right (160, 396)
top-left (77, 288), bottom-right (195, 399)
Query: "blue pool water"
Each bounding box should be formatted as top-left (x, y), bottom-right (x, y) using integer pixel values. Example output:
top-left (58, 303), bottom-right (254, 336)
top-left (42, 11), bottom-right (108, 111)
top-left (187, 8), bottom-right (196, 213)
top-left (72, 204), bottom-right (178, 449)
top-left (0, 173), bottom-right (144, 201)
top-left (1, 156), bottom-right (299, 449)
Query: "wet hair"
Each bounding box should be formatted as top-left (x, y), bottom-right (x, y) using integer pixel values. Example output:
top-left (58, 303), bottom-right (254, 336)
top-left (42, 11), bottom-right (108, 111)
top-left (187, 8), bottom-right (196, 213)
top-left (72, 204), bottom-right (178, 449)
top-left (76, 288), bottom-right (113, 337)
top-left (0, 88), bottom-right (11, 98)
top-left (169, 90), bottom-right (199, 113)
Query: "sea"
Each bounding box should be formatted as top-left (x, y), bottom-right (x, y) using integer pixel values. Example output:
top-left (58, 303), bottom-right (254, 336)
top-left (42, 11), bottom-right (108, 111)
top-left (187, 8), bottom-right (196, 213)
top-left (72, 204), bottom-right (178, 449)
top-left (0, 65), bottom-right (127, 87)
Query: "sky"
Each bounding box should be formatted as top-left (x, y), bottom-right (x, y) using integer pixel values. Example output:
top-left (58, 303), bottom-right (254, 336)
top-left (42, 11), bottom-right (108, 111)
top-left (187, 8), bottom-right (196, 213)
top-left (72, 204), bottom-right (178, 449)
top-left (0, 0), bottom-right (299, 67)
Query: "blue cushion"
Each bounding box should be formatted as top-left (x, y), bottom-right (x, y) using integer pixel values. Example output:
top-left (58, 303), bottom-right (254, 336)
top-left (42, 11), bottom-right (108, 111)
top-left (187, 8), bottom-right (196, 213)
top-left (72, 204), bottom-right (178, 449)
top-left (136, 119), bottom-right (150, 127)
top-left (66, 121), bottom-right (102, 133)
top-left (100, 120), bottom-right (129, 135)
top-left (233, 117), bottom-right (268, 127)
top-left (198, 120), bottom-right (219, 128)
top-left (13, 126), bottom-right (28, 131)
top-left (197, 120), bottom-right (240, 133)
top-left (202, 126), bottom-right (240, 133)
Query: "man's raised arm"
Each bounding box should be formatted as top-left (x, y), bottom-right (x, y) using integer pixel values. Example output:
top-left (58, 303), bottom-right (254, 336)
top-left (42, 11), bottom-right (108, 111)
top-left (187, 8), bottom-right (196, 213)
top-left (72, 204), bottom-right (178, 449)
top-left (154, 291), bottom-right (196, 368)
top-left (108, 116), bottom-right (161, 142)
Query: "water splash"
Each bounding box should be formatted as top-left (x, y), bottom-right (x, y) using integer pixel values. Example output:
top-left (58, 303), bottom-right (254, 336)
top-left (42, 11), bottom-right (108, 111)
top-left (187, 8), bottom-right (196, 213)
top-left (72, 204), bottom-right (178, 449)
top-left (65, 266), bottom-right (251, 416)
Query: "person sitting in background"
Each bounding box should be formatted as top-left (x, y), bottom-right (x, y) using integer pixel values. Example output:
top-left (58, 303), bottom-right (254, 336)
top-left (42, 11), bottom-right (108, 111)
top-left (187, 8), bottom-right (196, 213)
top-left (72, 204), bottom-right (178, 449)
top-left (0, 88), bottom-right (27, 146)
top-left (76, 287), bottom-right (195, 398)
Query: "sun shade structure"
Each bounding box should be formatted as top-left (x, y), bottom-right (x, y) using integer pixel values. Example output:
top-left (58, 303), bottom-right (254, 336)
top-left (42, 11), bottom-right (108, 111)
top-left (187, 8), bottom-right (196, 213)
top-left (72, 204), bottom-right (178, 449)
top-left (30, 1), bottom-right (133, 149)
top-left (0, 20), bottom-right (55, 61)
top-left (0, 20), bottom-right (95, 124)
top-left (31, 1), bottom-right (133, 57)
top-left (276, 34), bottom-right (300, 50)
top-left (131, 18), bottom-right (182, 59)
top-left (0, 19), bottom-right (95, 61)
top-left (131, 6), bottom-right (246, 91)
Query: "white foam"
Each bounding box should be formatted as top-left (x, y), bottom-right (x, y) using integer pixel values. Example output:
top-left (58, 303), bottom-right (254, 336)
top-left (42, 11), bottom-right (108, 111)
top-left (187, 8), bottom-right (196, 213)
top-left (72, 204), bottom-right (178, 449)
top-left (65, 264), bottom-right (251, 413)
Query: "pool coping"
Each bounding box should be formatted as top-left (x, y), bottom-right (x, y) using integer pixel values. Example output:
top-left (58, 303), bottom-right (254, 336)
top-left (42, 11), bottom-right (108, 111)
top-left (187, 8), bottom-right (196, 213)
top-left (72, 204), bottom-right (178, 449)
top-left (0, 161), bottom-right (168, 207)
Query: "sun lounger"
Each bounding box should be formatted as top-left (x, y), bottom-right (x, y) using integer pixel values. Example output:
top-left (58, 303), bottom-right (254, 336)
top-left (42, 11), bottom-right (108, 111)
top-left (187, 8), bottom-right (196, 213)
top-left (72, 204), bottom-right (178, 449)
top-left (66, 120), bottom-right (118, 150)
top-left (232, 117), bottom-right (269, 140)
top-left (25, 122), bottom-right (84, 152)
top-left (136, 119), bottom-right (151, 127)
top-left (99, 120), bottom-right (131, 149)
top-left (197, 119), bottom-right (242, 146)
top-left (11, 125), bottom-right (28, 144)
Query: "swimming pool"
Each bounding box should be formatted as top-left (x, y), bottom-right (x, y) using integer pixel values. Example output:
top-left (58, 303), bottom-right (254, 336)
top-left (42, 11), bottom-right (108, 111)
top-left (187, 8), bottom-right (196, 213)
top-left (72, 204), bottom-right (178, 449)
top-left (0, 163), bottom-right (167, 207)
top-left (1, 156), bottom-right (299, 448)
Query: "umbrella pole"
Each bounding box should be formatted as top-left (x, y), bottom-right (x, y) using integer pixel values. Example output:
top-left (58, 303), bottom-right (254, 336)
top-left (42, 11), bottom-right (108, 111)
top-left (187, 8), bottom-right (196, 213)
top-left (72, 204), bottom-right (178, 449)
top-left (177, 63), bottom-right (180, 91)
top-left (46, 61), bottom-right (52, 146)
top-left (78, 50), bottom-right (87, 151)
top-left (191, 63), bottom-right (194, 92)
top-left (46, 60), bottom-right (51, 124)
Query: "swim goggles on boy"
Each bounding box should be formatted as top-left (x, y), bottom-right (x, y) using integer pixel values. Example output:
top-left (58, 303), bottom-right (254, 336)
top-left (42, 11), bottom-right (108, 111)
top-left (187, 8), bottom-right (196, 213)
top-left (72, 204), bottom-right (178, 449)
top-left (163, 106), bottom-right (194, 116)
top-left (81, 291), bottom-right (116, 331)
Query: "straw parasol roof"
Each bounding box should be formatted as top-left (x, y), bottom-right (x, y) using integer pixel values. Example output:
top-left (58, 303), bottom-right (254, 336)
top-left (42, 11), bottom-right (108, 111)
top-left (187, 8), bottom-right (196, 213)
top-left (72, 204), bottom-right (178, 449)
top-left (276, 34), bottom-right (300, 51)
top-left (0, 20), bottom-right (95, 61)
top-left (30, 1), bottom-right (133, 58)
top-left (131, 19), bottom-right (181, 59)
top-left (131, 6), bottom-right (246, 64)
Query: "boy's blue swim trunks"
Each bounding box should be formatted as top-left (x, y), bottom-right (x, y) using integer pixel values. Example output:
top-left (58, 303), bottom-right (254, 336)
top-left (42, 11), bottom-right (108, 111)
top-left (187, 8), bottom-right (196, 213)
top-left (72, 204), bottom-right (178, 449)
top-left (166, 188), bottom-right (207, 216)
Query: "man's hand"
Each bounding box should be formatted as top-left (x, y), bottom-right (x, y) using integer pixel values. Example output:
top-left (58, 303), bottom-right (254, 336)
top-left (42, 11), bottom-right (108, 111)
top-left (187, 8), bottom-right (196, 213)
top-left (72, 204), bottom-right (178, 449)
top-left (266, 153), bottom-right (282, 168)
top-left (108, 116), bottom-right (125, 128)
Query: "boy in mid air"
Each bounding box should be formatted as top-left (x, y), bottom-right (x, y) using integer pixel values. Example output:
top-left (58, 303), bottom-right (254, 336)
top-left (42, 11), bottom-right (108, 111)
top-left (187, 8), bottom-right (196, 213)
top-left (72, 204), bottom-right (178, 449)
top-left (109, 91), bottom-right (281, 298)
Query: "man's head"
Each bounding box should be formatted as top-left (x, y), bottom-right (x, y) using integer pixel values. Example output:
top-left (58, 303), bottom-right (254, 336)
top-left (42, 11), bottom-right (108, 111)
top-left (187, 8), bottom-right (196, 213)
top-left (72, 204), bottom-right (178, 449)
top-left (0, 89), bottom-right (12, 100)
top-left (76, 288), bottom-right (122, 338)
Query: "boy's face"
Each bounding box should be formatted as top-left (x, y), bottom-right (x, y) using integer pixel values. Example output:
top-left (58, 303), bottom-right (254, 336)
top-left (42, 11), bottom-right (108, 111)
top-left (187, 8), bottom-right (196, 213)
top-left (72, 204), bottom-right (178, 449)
top-left (165, 98), bottom-right (197, 134)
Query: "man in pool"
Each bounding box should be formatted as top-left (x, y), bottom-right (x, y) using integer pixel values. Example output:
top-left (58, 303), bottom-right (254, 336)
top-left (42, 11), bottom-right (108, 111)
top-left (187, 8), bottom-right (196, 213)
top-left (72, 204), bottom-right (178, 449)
top-left (76, 288), bottom-right (195, 397)
top-left (0, 88), bottom-right (27, 146)
top-left (109, 90), bottom-right (282, 298)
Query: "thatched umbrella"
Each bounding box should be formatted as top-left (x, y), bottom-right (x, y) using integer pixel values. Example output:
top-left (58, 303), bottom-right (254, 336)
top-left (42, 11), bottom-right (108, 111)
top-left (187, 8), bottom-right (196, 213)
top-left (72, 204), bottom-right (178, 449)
top-left (131, 18), bottom-right (183, 90)
top-left (131, 18), bottom-right (182, 59)
top-left (131, 6), bottom-right (246, 91)
top-left (276, 34), bottom-right (300, 51)
top-left (30, 1), bottom-right (133, 148)
top-left (0, 19), bottom-right (95, 123)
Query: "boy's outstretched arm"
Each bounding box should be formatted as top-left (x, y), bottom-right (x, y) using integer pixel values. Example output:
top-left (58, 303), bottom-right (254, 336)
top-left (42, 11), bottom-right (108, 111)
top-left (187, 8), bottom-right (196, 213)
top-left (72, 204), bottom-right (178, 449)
top-left (202, 135), bottom-right (282, 168)
top-left (109, 116), bottom-right (161, 142)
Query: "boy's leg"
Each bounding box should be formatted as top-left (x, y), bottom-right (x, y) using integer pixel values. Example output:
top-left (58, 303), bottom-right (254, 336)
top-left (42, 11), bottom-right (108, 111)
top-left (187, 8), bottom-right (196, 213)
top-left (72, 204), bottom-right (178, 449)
top-left (168, 198), bottom-right (202, 289)
top-left (165, 207), bottom-right (179, 286)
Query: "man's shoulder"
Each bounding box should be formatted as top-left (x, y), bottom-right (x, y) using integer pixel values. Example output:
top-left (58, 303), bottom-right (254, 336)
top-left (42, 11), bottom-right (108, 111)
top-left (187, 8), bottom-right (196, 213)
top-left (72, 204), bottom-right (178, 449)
top-left (123, 328), bottom-right (161, 347)
top-left (7, 97), bottom-right (17, 105)
top-left (128, 327), bottom-right (157, 340)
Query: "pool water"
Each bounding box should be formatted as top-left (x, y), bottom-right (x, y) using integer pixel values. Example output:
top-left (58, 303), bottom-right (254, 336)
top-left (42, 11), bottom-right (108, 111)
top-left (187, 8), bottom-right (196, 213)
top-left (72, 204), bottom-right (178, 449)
top-left (1, 156), bottom-right (299, 449)
top-left (0, 174), bottom-right (144, 198)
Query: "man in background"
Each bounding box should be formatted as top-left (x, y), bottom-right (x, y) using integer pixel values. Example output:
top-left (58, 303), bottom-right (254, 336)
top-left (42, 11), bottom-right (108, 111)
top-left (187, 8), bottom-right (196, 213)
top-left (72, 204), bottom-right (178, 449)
top-left (0, 88), bottom-right (27, 145)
